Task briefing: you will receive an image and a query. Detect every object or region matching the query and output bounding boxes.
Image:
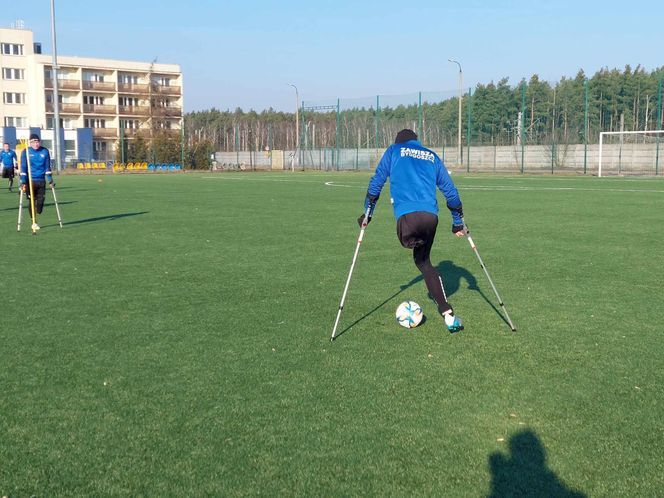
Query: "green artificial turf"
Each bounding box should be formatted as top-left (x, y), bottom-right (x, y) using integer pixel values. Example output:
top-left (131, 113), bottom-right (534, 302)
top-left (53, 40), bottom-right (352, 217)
top-left (1, 172), bottom-right (663, 496)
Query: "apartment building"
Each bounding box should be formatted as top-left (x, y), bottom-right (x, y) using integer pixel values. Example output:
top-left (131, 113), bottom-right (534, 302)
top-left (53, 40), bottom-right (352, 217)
top-left (0, 23), bottom-right (183, 163)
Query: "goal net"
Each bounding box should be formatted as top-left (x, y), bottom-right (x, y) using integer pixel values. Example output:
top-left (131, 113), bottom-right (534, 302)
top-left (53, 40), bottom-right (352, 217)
top-left (598, 130), bottom-right (664, 177)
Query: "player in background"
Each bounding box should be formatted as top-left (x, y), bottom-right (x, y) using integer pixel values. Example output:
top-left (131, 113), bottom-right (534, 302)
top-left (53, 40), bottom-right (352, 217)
top-left (1, 142), bottom-right (18, 192)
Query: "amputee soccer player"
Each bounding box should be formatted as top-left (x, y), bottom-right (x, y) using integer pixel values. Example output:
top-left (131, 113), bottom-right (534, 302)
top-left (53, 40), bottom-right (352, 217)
top-left (359, 129), bottom-right (466, 333)
top-left (20, 134), bottom-right (54, 231)
top-left (1, 142), bottom-right (18, 192)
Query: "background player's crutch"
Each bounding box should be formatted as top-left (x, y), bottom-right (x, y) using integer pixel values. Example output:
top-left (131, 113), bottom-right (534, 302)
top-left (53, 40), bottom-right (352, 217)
top-left (50, 183), bottom-right (63, 228)
top-left (17, 188), bottom-right (24, 231)
top-left (331, 204), bottom-right (374, 341)
top-left (462, 219), bottom-right (517, 332)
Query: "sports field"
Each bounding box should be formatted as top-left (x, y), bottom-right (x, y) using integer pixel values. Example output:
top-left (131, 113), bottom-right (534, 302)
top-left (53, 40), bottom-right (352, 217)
top-left (1, 171), bottom-right (663, 496)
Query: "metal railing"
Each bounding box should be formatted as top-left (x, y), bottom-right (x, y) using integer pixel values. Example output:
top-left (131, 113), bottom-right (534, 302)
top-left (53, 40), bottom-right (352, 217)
top-left (45, 102), bottom-right (81, 113)
top-left (153, 85), bottom-right (181, 95)
top-left (44, 78), bottom-right (80, 90)
top-left (91, 128), bottom-right (118, 138)
top-left (118, 83), bottom-right (150, 93)
top-left (152, 107), bottom-right (182, 117)
top-left (119, 105), bottom-right (151, 116)
top-left (83, 104), bottom-right (116, 114)
top-left (82, 81), bottom-right (116, 91)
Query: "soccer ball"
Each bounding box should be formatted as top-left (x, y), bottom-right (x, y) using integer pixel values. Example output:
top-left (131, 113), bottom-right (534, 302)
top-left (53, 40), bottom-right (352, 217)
top-left (395, 301), bottom-right (423, 329)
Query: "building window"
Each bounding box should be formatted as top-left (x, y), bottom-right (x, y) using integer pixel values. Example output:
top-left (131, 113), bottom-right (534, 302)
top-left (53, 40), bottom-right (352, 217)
top-left (4, 117), bottom-right (27, 127)
top-left (3, 92), bottom-right (26, 104)
top-left (83, 95), bottom-right (105, 105)
top-left (45, 93), bottom-right (65, 104)
top-left (119, 74), bottom-right (139, 84)
top-left (119, 96), bottom-right (139, 106)
top-left (64, 139), bottom-right (76, 159)
top-left (46, 117), bottom-right (68, 129)
top-left (84, 72), bottom-right (105, 82)
top-left (84, 118), bottom-right (106, 128)
top-left (120, 119), bottom-right (139, 129)
top-left (152, 98), bottom-right (173, 108)
top-left (93, 141), bottom-right (108, 160)
top-left (1, 43), bottom-right (24, 55)
top-left (2, 68), bottom-right (25, 80)
top-left (154, 76), bottom-right (171, 86)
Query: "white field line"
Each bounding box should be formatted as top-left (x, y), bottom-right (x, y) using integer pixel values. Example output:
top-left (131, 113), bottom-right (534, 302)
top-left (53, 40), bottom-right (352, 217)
top-left (461, 175), bottom-right (664, 183)
top-left (201, 176), bottom-right (330, 185)
top-left (324, 181), bottom-right (358, 188)
top-left (461, 185), bottom-right (664, 193)
top-left (201, 176), bottom-right (664, 193)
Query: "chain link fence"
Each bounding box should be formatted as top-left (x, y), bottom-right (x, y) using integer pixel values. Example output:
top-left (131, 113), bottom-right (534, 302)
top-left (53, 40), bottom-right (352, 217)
top-left (207, 68), bottom-right (664, 174)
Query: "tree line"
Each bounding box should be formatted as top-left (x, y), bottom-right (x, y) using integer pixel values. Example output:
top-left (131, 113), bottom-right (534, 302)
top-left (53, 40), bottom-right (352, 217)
top-left (184, 65), bottom-right (664, 158)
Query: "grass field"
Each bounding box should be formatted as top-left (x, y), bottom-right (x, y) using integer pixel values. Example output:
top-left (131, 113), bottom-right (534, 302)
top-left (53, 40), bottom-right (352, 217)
top-left (1, 171), bottom-right (663, 497)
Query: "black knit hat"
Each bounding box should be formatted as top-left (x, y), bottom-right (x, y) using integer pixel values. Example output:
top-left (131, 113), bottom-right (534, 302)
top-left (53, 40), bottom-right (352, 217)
top-left (394, 129), bottom-right (417, 144)
top-left (29, 133), bottom-right (40, 141)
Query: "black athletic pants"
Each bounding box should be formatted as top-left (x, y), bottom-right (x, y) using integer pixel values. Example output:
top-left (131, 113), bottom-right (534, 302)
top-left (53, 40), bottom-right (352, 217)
top-left (2, 167), bottom-right (14, 188)
top-left (27, 181), bottom-right (47, 217)
top-left (396, 211), bottom-right (452, 315)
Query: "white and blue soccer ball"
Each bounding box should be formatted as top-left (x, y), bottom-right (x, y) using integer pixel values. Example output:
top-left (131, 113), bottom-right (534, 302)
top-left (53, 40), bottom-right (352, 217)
top-left (395, 301), bottom-right (423, 328)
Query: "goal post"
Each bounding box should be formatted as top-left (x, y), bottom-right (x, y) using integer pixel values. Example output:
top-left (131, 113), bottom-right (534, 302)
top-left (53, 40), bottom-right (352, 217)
top-left (598, 130), bottom-right (664, 177)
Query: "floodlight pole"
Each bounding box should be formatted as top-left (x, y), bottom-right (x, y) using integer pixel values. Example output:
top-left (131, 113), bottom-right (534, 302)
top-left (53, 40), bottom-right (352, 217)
top-left (50, 0), bottom-right (62, 171)
top-left (289, 84), bottom-right (299, 172)
top-left (448, 59), bottom-right (463, 166)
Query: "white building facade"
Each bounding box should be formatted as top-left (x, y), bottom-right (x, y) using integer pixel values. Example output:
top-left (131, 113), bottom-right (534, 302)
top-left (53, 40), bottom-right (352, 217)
top-left (0, 24), bottom-right (183, 163)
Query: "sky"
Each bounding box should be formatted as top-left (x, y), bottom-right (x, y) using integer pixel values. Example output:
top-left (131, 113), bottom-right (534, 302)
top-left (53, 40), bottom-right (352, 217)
top-left (5, 0), bottom-right (663, 113)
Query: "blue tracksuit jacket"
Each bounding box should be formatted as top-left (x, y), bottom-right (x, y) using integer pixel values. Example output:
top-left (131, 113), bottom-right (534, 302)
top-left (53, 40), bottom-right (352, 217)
top-left (365, 140), bottom-right (462, 225)
top-left (20, 146), bottom-right (53, 184)
top-left (1, 149), bottom-right (17, 168)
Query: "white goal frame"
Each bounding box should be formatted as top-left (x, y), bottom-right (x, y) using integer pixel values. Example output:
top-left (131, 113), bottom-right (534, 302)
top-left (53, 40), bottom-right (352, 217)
top-left (598, 130), bottom-right (664, 177)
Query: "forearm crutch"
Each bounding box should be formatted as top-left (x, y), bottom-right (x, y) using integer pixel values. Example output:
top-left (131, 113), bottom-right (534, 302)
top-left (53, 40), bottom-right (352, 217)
top-left (50, 184), bottom-right (63, 228)
top-left (331, 204), bottom-right (373, 341)
top-left (17, 188), bottom-right (24, 231)
top-left (463, 219), bottom-right (517, 332)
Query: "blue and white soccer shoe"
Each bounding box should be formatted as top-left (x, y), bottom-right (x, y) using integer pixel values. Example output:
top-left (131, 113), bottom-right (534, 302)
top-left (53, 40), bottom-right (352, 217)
top-left (444, 313), bottom-right (463, 333)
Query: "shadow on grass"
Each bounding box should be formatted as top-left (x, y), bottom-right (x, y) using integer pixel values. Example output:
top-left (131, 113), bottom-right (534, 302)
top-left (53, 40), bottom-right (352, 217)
top-left (333, 259), bottom-right (510, 340)
top-left (58, 211), bottom-right (149, 227)
top-left (436, 260), bottom-right (512, 330)
top-left (2, 200), bottom-right (77, 212)
top-left (487, 430), bottom-right (586, 498)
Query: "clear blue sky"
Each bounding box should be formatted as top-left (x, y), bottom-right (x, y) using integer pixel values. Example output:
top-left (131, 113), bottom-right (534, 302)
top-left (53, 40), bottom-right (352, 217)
top-left (6, 0), bottom-right (663, 113)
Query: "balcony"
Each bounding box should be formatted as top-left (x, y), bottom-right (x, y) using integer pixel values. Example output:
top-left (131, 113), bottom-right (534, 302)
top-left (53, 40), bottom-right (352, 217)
top-left (119, 105), bottom-right (150, 116)
top-left (153, 84), bottom-right (181, 95)
top-left (152, 128), bottom-right (181, 137)
top-left (82, 81), bottom-right (116, 92)
top-left (118, 83), bottom-right (150, 93)
top-left (83, 104), bottom-right (116, 115)
top-left (44, 78), bottom-right (81, 90)
top-left (45, 103), bottom-right (81, 114)
top-left (91, 128), bottom-right (118, 138)
top-left (121, 128), bottom-right (150, 138)
top-left (152, 106), bottom-right (182, 117)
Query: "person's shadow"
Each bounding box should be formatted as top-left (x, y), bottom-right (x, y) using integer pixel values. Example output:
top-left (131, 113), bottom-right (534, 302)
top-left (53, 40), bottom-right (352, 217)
top-left (333, 259), bottom-right (508, 338)
top-left (487, 430), bottom-right (586, 498)
top-left (436, 259), bottom-right (512, 329)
